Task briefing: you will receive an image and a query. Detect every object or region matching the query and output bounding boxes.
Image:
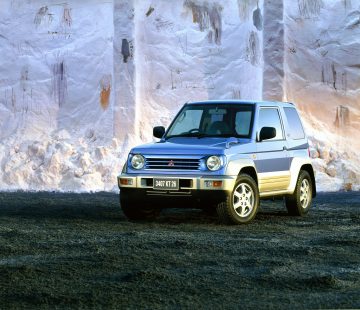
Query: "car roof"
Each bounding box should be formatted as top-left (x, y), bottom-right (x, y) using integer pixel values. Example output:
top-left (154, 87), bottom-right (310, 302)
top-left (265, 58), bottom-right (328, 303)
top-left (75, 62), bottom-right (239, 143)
top-left (187, 100), bottom-right (295, 108)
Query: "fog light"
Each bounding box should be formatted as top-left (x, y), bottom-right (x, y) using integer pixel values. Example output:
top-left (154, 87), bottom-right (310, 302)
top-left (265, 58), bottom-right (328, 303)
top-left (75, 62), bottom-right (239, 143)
top-left (204, 180), bottom-right (223, 188)
top-left (120, 178), bottom-right (133, 186)
top-left (213, 181), bottom-right (223, 187)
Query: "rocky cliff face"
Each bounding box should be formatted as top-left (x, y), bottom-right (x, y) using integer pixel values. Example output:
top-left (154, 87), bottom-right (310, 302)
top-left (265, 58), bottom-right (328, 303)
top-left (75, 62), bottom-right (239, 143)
top-left (283, 0), bottom-right (360, 190)
top-left (0, 0), bottom-right (358, 192)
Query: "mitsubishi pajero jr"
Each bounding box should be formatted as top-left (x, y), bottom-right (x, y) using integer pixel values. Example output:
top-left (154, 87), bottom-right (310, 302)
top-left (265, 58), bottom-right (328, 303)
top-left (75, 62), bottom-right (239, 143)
top-left (118, 100), bottom-right (316, 224)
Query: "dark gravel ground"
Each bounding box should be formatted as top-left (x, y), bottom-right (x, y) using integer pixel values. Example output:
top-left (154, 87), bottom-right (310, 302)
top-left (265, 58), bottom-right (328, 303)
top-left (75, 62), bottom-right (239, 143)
top-left (0, 191), bottom-right (359, 309)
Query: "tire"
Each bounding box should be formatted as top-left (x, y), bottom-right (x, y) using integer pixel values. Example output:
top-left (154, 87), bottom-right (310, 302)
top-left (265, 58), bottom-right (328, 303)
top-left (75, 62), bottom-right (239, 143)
top-left (120, 194), bottom-right (160, 221)
top-left (216, 174), bottom-right (260, 224)
top-left (285, 170), bottom-right (313, 216)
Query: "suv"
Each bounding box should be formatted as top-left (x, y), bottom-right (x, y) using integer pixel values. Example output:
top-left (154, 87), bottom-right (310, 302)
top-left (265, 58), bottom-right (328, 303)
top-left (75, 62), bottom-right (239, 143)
top-left (118, 100), bottom-right (316, 224)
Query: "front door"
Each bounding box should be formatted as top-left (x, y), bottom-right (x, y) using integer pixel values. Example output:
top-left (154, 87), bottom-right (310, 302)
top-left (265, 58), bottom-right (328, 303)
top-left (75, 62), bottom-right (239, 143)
top-left (255, 107), bottom-right (290, 192)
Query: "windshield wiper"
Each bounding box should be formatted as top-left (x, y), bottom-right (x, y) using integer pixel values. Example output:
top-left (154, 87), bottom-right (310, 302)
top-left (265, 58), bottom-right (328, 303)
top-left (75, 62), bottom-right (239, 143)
top-left (197, 134), bottom-right (237, 138)
top-left (165, 132), bottom-right (206, 140)
top-left (166, 133), bottom-right (237, 140)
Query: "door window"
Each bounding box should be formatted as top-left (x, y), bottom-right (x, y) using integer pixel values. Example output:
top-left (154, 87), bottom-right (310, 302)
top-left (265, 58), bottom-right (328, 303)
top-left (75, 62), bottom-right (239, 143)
top-left (258, 108), bottom-right (284, 141)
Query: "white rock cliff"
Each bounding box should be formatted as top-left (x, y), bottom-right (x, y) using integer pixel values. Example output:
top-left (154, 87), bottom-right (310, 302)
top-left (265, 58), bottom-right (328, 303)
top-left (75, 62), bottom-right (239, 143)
top-left (0, 0), bottom-right (359, 192)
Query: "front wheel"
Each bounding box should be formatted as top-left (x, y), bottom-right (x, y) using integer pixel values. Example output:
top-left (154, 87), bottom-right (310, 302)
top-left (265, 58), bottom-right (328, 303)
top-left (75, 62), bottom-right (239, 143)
top-left (216, 174), bottom-right (260, 224)
top-left (285, 170), bottom-right (313, 216)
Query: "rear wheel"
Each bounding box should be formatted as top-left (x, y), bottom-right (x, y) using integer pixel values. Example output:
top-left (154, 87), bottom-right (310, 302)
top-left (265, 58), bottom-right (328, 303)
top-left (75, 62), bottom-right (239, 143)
top-left (285, 170), bottom-right (313, 216)
top-left (120, 194), bottom-right (160, 221)
top-left (216, 174), bottom-right (259, 224)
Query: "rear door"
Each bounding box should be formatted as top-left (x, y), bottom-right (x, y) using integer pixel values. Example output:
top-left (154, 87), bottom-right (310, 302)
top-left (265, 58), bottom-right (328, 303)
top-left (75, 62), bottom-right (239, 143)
top-left (255, 107), bottom-right (290, 192)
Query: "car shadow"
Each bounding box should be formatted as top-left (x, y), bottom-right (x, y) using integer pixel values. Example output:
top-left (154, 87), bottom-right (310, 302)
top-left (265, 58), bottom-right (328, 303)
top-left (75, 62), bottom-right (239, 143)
top-left (0, 192), bottom-right (298, 224)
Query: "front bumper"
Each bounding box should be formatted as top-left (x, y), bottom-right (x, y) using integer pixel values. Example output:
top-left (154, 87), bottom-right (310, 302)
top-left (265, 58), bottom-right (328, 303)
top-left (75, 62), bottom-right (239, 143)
top-left (117, 174), bottom-right (237, 192)
top-left (118, 174), bottom-right (237, 207)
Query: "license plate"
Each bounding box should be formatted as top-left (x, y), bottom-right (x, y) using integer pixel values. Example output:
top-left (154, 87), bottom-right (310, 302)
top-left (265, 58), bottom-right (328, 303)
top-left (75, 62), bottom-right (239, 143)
top-left (153, 178), bottom-right (179, 190)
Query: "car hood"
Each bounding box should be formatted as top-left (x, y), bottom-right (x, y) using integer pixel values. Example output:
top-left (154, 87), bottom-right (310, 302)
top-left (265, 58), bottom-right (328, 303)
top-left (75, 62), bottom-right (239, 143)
top-left (130, 137), bottom-right (252, 156)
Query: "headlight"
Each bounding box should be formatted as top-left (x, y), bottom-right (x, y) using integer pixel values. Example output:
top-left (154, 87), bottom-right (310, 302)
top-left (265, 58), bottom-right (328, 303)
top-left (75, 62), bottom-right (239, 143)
top-left (206, 156), bottom-right (223, 171)
top-left (131, 154), bottom-right (145, 170)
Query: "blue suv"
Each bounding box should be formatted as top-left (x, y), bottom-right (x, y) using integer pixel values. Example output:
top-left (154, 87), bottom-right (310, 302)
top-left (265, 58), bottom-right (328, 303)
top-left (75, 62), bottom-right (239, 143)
top-left (118, 100), bottom-right (316, 224)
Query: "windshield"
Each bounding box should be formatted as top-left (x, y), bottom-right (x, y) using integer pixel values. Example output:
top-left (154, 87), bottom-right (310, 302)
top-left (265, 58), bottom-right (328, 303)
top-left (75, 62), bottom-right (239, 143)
top-left (165, 104), bottom-right (254, 139)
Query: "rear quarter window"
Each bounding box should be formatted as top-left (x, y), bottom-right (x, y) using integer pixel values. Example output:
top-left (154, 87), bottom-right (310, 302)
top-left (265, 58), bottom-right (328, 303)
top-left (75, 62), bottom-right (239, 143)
top-left (284, 107), bottom-right (305, 140)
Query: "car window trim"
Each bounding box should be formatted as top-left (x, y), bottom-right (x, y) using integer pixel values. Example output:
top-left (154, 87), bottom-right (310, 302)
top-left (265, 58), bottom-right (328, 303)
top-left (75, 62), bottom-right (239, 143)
top-left (257, 106), bottom-right (286, 143)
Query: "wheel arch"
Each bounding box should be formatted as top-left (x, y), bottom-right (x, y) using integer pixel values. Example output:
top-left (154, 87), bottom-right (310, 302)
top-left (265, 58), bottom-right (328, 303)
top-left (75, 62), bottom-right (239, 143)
top-left (300, 164), bottom-right (316, 197)
top-left (238, 166), bottom-right (258, 185)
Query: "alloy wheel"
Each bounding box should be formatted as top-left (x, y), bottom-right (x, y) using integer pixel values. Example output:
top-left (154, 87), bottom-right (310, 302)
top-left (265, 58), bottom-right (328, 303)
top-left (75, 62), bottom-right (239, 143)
top-left (232, 183), bottom-right (254, 217)
top-left (300, 179), bottom-right (310, 209)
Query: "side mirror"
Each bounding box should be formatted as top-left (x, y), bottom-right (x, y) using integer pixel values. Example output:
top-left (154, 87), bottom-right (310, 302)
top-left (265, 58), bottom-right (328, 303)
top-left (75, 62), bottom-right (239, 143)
top-left (153, 126), bottom-right (165, 139)
top-left (259, 127), bottom-right (276, 141)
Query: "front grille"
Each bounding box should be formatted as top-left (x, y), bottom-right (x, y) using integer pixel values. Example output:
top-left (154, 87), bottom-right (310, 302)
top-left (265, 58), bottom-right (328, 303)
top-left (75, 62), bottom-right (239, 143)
top-left (145, 158), bottom-right (200, 170)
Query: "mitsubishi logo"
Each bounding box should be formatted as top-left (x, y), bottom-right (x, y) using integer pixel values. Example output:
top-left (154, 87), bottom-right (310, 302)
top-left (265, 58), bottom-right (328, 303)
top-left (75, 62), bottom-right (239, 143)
top-left (168, 160), bottom-right (175, 167)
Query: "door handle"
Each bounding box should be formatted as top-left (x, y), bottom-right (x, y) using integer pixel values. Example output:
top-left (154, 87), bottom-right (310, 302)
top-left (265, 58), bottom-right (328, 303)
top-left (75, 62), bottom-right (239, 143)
top-left (283, 146), bottom-right (287, 151)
